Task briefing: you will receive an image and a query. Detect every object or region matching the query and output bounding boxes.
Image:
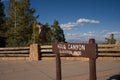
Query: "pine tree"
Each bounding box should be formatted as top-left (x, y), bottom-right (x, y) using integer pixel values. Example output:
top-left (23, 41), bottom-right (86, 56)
top-left (45, 23), bottom-right (52, 44)
top-left (51, 20), bottom-right (65, 42)
top-left (104, 33), bottom-right (116, 44)
top-left (0, 0), bottom-right (6, 36)
top-left (6, 0), bottom-right (37, 47)
top-left (40, 23), bottom-right (52, 44)
top-left (0, 0), bottom-right (6, 47)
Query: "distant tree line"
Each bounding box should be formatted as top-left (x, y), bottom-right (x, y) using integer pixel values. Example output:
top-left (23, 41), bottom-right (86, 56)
top-left (0, 0), bottom-right (65, 47)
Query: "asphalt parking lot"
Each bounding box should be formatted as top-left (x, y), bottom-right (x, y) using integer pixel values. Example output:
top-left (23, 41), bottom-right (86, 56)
top-left (0, 60), bottom-right (120, 80)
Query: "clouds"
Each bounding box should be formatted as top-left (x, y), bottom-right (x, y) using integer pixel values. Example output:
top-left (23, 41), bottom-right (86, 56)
top-left (77, 18), bottom-right (100, 24)
top-left (83, 31), bottom-right (96, 37)
top-left (66, 30), bottom-right (120, 43)
top-left (107, 31), bottom-right (120, 35)
top-left (60, 18), bottom-right (100, 30)
top-left (66, 31), bottom-right (96, 42)
top-left (60, 18), bottom-right (120, 42)
top-left (60, 22), bottom-right (77, 30)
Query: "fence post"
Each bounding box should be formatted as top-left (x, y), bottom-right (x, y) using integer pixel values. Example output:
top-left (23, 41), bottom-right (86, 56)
top-left (89, 39), bottom-right (97, 80)
top-left (29, 44), bottom-right (40, 61)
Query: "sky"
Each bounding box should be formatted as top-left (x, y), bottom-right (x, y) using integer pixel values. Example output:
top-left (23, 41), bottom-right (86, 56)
top-left (3, 0), bottom-right (120, 43)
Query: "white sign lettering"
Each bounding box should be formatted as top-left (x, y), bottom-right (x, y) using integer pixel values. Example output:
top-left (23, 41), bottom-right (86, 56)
top-left (68, 44), bottom-right (85, 50)
top-left (57, 44), bottom-right (86, 50)
top-left (57, 43), bottom-right (86, 55)
top-left (57, 44), bottom-right (66, 49)
top-left (59, 50), bottom-right (81, 56)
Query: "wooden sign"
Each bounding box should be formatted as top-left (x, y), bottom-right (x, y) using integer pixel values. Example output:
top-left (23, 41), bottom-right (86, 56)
top-left (53, 39), bottom-right (98, 80)
top-left (53, 40), bottom-right (97, 59)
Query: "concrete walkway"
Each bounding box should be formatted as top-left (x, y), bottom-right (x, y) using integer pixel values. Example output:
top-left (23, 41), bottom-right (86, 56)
top-left (0, 60), bottom-right (120, 80)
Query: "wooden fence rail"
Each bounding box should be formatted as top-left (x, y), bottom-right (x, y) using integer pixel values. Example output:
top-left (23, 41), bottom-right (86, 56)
top-left (40, 45), bottom-right (52, 53)
top-left (0, 44), bottom-right (120, 60)
top-left (98, 44), bottom-right (120, 58)
top-left (0, 47), bottom-right (29, 57)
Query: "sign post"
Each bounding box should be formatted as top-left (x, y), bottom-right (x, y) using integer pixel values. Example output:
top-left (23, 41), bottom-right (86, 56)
top-left (56, 52), bottom-right (61, 80)
top-left (53, 40), bottom-right (62, 80)
top-left (52, 39), bottom-right (98, 80)
top-left (89, 39), bottom-right (97, 80)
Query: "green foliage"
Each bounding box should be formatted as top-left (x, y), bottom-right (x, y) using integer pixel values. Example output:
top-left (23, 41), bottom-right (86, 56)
top-left (44, 23), bottom-right (52, 44)
top-left (0, 1), bottom-right (6, 47)
top-left (0, 1), bottom-right (6, 36)
top-left (1, 0), bottom-right (66, 47)
top-left (51, 20), bottom-right (65, 42)
top-left (104, 33), bottom-right (116, 44)
top-left (46, 27), bottom-right (52, 44)
top-left (6, 0), bottom-right (37, 47)
top-left (39, 23), bottom-right (52, 45)
top-left (29, 22), bottom-right (53, 45)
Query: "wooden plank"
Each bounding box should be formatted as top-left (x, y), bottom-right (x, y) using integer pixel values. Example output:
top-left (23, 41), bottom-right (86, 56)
top-left (98, 48), bottom-right (120, 51)
top-left (41, 49), bottom-right (52, 52)
top-left (0, 47), bottom-right (29, 51)
top-left (0, 54), bottom-right (29, 57)
top-left (98, 44), bottom-right (120, 48)
top-left (41, 53), bottom-right (120, 57)
top-left (41, 45), bottom-right (52, 48)
top-left (0, 50), bottom-right (29, 54)
top-left (98, 53), bottom-right (120, 57)
top-left (42, 54), bottom-right (55, 57)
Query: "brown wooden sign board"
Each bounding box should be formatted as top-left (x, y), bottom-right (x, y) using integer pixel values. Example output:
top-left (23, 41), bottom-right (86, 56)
top-left (53, 39), bottom-right (98, 80)
top-left (53, 40), bottom-right (98, 59)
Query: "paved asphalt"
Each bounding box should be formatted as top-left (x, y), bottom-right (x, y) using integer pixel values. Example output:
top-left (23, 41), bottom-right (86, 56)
top-left (0, 60), bottom-right (120, 80)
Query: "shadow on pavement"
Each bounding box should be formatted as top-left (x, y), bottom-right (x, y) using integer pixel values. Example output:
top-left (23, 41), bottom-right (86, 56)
top-left (107, 73), bottom-right (120, 80)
